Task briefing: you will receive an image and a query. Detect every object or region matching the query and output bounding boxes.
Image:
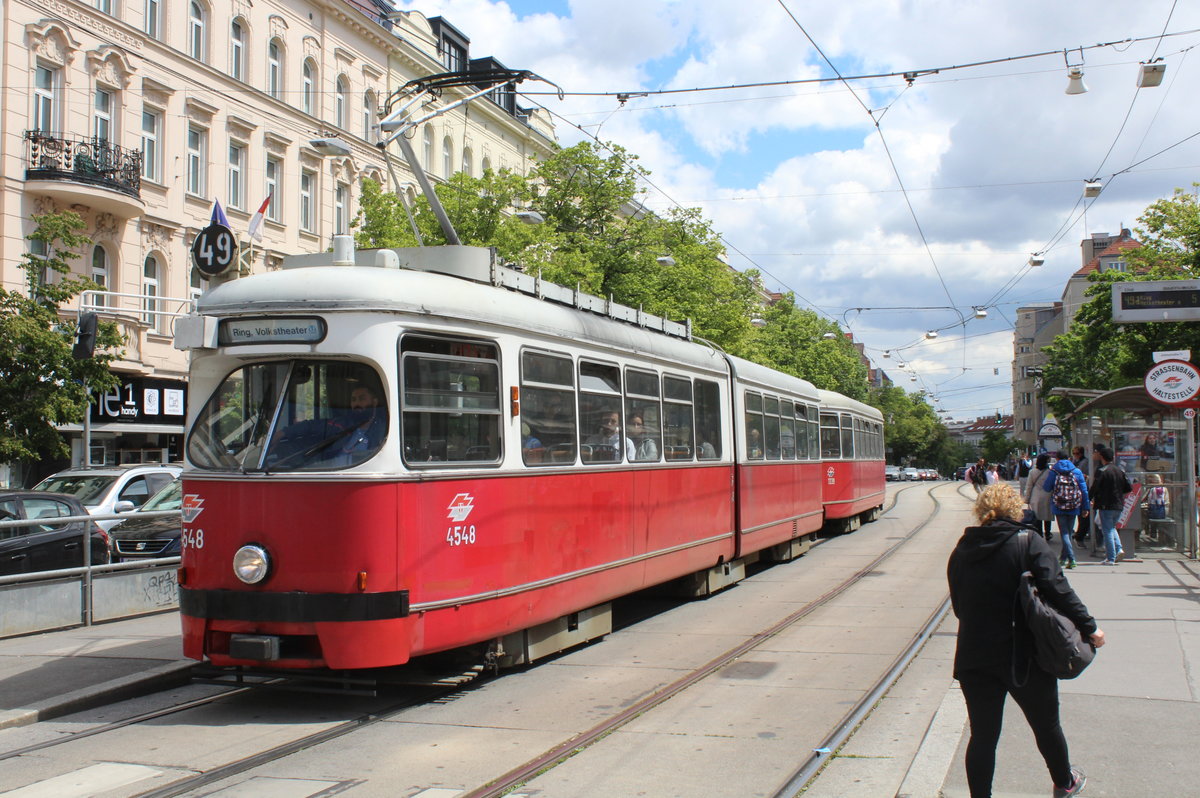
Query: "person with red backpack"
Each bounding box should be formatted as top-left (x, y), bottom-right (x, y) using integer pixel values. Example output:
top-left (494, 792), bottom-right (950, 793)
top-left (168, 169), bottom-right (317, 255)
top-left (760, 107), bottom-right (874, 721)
top-left (1041, 450), bottom-right (1090, 569)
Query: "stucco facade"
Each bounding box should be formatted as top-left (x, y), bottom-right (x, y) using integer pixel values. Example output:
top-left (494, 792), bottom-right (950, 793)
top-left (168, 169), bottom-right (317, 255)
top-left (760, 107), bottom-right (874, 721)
top-left (1, 0), bottom-right (555, 478)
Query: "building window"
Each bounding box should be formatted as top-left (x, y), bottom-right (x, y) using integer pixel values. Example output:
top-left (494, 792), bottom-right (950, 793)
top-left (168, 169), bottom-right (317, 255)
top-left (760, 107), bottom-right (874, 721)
top-left (141, 108), bottom-right (161, 182)
top-left (1021, 392), bottom-right (1033, 405)
top-left (439, 39), bottom-right (465, 72)
top-left (33, 65), bottom-right (57, 134)
top-left (230, 20), bottom-right (245, 81)
top-left (423, 127), bottom-right (433, 170)
top-left (481, 156), bottom-right (491, 174)
top-left (334, 183), bottom-right (348, 235)
top-left (299, 169), bottom-right (315, 232)
top-left (335, 76), bottom-right (348, 129)
top-left (302, 59), bottom-right (315, 115)
top-left (190, 268), bottom-right (207, 302)
top-left (267, 39), bottom-right (283, 99)
top-left (362, 91), bottom-right (375, 139)
top-left (462, 147), bottom-right (472, 177)
top-left (1023, 418), bottom-right (1033, 432)
top-left (145, 0), bottom-right (160, 38)
top-left (94, 0), bottom-right (113, 14)
top-left (91, 245), bottom-right (109, 307)
top-left (265, 157), bottom-right (280, 221)
top-left (228, 143), bottom-right (245, 210)
top-left (142, 255), bottom-right (160, 330)
top-left (187, 125), bottom-right (206, 196)
top-left (188, 2), bottom-right (206, 62)
top-left (93, 88), bottom-right (113, 142)
top-left (442, 136), bottom-right (452, 178)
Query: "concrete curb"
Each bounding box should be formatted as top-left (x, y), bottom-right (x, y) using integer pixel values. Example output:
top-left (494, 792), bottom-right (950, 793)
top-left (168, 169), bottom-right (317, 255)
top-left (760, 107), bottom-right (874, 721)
top-left (896, 682), bottom-right (967, 798)
top-left (0, 660), bottom-right (195, 730)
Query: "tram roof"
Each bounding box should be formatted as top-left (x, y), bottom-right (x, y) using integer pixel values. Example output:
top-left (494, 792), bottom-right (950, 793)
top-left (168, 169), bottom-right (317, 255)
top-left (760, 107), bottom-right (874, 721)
top-left (817, 389), bottom-right (884, 421)
top-left (197, 261), bottom-right (725, 373)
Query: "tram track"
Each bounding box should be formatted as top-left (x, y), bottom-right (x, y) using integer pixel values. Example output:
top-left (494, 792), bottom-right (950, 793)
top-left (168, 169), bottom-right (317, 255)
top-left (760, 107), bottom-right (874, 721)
top-left (465, 481), bottom-right (958, 798)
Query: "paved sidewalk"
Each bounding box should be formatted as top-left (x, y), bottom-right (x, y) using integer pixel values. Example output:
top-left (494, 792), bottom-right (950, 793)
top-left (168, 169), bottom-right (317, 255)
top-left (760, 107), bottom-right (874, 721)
top-left (927, 554), bottom-right (1200, 798)
top-left (0, 611), bottom-right (193, 729)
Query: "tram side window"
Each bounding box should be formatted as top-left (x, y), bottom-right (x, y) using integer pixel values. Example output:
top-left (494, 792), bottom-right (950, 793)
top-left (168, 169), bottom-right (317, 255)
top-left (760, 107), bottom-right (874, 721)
top-left (662, 375), bottom-right (694, 460)
top-left (625, 368), bottom-right (662, 463)
top-left (819, 412), bottom-right (841, 459)
top-left (579, 361), bottom-right (624, 463)
top-left (763, 396), bottom-right (781, 460)
top-left (808, 406), bottom-right (820, 460)
top-left (794, 404), bottom-right (809, 460)
top-left (840, 414), bottom-right (854, 460)
top-left (401, 336), bottom-right (501, 466)
top-left (780, 400), bottom-right (796, 459)
top-left (695, 379), bottom-right (721, 460)
top-left (520, 350), bottom-right (577, 466)
top-left (744, 391), bottom-right (764, 460)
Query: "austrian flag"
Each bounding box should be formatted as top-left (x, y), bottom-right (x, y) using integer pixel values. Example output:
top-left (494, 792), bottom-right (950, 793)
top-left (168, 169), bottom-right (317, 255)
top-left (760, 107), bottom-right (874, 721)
top-left (248, 195), bottom-right (271, 243)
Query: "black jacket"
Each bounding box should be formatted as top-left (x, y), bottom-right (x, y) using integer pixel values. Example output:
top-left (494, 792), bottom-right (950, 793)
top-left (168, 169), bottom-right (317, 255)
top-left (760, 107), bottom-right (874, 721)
top-left (947, 519), bottom-right (1096, 679)
top-left (1091, 462), bottom-right (1131, 510)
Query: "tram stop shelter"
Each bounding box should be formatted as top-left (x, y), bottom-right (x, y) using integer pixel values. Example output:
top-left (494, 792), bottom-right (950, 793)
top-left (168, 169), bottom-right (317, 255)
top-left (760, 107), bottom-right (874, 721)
top-left (1056, 385), bottom-right (1197, 559)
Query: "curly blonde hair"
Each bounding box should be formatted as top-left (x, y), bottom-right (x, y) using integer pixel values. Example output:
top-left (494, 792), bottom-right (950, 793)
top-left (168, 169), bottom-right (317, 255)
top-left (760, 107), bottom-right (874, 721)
top-left (973, 483), bottom-right (1025, 525)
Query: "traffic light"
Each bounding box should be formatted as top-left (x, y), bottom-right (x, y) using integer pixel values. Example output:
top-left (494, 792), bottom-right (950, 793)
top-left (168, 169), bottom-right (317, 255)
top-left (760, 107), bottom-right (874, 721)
top-left (72, 312), bottom-right (97, 359)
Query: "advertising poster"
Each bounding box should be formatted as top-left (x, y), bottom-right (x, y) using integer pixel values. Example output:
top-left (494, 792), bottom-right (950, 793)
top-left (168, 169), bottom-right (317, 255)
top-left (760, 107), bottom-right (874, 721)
top-left (1115, 429), bottom-right (1175, 474)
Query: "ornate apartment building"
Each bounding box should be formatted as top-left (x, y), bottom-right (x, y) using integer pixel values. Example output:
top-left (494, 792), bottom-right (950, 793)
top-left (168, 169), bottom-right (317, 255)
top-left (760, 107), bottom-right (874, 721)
top-left (1, 0), bottom-right (555, 480)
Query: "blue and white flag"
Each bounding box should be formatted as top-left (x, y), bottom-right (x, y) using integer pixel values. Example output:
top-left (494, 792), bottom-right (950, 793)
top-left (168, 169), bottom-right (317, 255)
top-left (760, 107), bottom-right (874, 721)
top-left (210, 199), bottom-right (231, 228)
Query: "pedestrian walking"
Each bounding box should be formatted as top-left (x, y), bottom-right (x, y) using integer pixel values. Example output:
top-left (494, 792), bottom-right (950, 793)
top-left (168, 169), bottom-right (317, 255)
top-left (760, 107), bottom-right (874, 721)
top-left (969, 457), bottom-right (988, 494)
top-left (986, 463), bottom-right (1000, 485)
top-left (947, 483), bottom-right (1104, 798)
top-left (1090, 446), bottom-right (1132, 565)
top-left (1042, 450), bottom-right (1090, 569)
top-left (1023, 453), bottom-right (1054, 541)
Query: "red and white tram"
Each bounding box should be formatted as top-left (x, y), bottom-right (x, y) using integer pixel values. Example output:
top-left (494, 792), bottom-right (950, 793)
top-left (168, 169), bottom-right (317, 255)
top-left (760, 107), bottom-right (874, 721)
top-left (175, 245), bottom-right (884, 670)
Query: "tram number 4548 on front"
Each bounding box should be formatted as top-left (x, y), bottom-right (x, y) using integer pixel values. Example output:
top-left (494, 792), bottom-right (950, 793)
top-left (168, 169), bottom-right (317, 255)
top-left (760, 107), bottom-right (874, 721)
top-left (447, 525), bottom-right (477, 546)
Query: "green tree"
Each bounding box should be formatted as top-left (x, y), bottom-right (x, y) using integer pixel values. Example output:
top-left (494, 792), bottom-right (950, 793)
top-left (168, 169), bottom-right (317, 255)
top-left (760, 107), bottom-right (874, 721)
top-left (1043, 187), bottom-right (1200, 417)
top-left (0, 211), bottom-right (121, 462)
top-left (980, 429), bottom-right (1019, 465)
top-left (752, 296), bottom-right (869, 399)
top-left (868, 385), bottom-right (940, 464)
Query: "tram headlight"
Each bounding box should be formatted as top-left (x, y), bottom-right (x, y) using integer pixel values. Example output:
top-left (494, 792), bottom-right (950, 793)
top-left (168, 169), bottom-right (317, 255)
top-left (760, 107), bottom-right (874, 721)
top-left (232, 544), bottom-right (270, 584)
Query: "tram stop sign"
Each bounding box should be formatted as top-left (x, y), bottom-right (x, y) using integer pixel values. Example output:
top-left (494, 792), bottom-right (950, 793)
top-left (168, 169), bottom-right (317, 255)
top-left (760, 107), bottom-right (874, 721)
top-left (1144, 359), bottom-right (1200, 406)
top-left (191, 222), bottom-right (240, 277)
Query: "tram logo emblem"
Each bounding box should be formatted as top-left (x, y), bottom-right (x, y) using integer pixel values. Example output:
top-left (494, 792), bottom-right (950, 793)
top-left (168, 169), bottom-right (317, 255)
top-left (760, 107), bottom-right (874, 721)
top-left (181, 495), bottom-right (205, 523)
top-left (447, 493), bottom-right (476, 523)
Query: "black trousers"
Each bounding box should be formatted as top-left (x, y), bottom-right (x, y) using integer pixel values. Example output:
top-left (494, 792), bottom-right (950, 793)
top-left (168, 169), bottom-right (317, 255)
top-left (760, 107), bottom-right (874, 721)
top-left (958, 666), bottom-right (1073, 797)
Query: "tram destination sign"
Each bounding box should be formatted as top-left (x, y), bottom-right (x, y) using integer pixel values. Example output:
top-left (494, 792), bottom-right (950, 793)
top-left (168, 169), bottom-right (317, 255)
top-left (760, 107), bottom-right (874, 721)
top-left (218, 316), bottom-right (327, 345)
top-left (1112, 280), bottom-right (1200, 322)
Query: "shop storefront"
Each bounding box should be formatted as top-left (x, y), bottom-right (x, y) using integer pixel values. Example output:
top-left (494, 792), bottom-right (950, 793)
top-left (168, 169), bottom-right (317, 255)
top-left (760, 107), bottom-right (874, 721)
top-left (1064, 385), bottom-right (1197, 558)
top-left (62, 375), bottom-right (187, 468)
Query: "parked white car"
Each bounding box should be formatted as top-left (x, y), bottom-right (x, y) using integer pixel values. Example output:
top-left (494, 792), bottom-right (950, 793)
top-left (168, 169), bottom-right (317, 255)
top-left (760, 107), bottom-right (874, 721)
top-left (33, 464), bottom-right (182, 531)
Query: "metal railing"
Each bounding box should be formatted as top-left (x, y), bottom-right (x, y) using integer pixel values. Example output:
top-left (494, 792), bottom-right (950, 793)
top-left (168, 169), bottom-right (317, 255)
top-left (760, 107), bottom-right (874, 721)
top-left (0, 509), bottom-right (181, 639)
top-left (24, 130), bottom-right (143, 198)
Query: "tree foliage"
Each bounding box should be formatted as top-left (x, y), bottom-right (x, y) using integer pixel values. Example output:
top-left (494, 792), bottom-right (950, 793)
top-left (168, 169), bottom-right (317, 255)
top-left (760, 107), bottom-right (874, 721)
top-left (1043, 187), bottom-right (1200, 418)
top-left (0, 212), bottom-right (121, 462)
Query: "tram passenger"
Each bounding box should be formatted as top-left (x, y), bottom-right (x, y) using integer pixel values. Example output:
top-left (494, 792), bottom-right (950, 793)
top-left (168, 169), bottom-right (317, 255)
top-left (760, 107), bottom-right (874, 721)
top-left (521, 422), bottom-right (545, 463)
top-left (586, 411), bottom-right (635, 461)
top-left (948, 483), bottom-right (1102, 798)
top-left (627, 413), bottom-right (659, 462)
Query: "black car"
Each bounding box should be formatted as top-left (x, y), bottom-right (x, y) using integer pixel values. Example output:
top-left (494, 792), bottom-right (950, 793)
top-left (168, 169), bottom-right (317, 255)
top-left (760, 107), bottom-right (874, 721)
top-left (0, 490), bottom-right (110, 576)
top-left (110, 479), bottom-right (182, 561)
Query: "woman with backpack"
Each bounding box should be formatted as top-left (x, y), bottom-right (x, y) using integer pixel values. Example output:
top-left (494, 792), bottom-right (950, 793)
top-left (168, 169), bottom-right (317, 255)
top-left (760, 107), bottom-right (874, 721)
top-left (1042, 450), bottom-right (1090, 569)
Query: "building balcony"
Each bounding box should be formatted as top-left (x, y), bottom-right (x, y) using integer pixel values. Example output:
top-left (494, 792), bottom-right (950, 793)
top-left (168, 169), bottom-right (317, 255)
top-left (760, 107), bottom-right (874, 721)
top-left (25, 131), bottom-right (146, 218)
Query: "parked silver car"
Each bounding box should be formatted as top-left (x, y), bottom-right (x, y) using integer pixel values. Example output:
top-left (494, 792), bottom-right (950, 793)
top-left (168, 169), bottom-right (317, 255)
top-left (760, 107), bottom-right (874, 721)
top-left (33, 464), bottom-right (182, 532)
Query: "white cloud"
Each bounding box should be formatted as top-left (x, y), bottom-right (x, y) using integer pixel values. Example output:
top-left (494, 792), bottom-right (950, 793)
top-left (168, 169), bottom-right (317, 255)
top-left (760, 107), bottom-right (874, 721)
top-left (392, 0), bottom-right (1200, 419)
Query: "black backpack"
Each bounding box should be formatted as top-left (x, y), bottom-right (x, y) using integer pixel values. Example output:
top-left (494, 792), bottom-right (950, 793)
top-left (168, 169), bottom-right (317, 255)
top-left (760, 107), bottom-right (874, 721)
top-left (1013, 532), bottom-right (1096, 681)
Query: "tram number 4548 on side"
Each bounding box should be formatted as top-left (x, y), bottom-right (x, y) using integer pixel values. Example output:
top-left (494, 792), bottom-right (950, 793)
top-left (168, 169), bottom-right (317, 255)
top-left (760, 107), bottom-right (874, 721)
top-left (447, 525), bottom-right (477, 546)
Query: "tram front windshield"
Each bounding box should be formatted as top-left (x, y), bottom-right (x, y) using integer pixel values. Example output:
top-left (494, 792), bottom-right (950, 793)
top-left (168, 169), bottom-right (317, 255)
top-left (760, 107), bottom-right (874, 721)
top-left (188, 360), bottom-right (388, 472)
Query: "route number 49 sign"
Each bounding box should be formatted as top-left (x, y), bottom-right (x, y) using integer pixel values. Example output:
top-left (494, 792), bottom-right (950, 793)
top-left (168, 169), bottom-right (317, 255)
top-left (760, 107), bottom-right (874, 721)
top-left (191, 222), bottom-right (239, 277)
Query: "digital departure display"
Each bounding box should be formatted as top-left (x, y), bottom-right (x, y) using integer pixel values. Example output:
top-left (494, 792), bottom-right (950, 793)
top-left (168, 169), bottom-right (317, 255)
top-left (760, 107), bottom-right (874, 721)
top-left (1120, 289), bottom-right (1200, 310)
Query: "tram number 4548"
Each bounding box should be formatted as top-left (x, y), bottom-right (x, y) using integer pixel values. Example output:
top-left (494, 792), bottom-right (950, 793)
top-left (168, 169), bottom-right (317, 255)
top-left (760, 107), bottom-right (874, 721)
top-left (181, 529), bottom-right (205, 549)
top-left (446, 525), bottom-right (477, 546)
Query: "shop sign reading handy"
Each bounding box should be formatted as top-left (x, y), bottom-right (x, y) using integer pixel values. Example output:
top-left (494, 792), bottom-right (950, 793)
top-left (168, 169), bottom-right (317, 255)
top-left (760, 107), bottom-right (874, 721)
top-left (1144, 359), bottom-right (1200, 405)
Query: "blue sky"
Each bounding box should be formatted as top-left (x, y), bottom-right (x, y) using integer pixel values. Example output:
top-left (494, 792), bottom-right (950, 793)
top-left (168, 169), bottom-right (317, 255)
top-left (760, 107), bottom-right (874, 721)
top-left (395, 0), bottom-right (1200, 422)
